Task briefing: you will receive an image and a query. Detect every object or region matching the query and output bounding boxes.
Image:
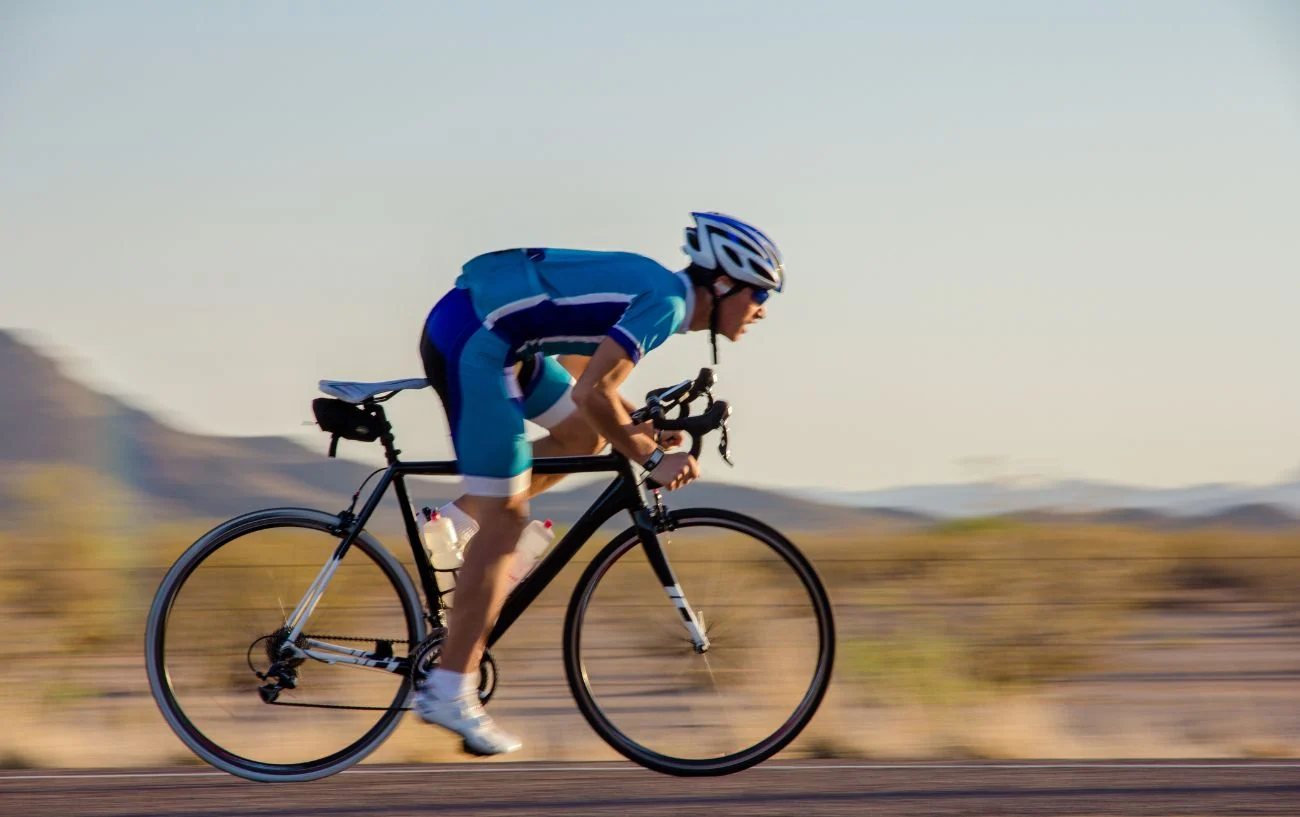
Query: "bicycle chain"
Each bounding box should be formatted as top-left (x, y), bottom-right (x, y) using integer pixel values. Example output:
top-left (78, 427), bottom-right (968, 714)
top-left (258, 630), bottom-right (482, 713)
top-left (256, 632), bottom-right (433, 712)
top-left (300, 633), bottom-right (417, 645)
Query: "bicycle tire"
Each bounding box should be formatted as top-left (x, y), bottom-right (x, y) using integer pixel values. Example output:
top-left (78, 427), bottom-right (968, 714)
top-left (563, 507), bottom-right (835, 776)
top-left (144, 508), bottom-right (425, 782)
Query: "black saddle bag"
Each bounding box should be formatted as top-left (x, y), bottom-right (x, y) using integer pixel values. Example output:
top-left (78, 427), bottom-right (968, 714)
top-left (312, 398), bottom-right (387, 456)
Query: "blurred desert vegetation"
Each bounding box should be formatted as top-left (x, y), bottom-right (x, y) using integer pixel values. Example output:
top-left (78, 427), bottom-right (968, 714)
top-left (2, 465), bottom-right (1298, 769)
top-left (2, 332), bottom-right (1299, 768)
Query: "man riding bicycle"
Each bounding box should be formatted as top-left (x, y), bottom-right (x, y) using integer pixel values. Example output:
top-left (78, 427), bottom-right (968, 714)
top-left (415, 212), bottom-right (785, 755)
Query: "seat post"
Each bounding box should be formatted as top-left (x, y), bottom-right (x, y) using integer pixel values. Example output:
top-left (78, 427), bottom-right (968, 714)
top-left (367, 402), bottom-right (401, 465)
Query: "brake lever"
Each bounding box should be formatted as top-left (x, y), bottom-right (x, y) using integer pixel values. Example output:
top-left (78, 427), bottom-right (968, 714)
top-left (686, 367), bottom-right (717, 403)
top-left (718, 420), bottom-right (733, 466)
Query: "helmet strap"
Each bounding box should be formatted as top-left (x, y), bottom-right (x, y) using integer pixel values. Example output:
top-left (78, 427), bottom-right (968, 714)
top-left (709, 295), bottom-right (720, 364)
top-left (706, 279), bottom-right (745, 365)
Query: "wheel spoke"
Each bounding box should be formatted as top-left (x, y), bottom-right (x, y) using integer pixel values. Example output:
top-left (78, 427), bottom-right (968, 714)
top-left (146, 511), bottom-right (423, 781)
top-left (567, 511), bottom-right (834, 775)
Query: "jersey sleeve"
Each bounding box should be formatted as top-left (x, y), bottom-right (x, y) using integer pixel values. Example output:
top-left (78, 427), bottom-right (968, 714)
top-left (607, 288), bottom-right (687, 364)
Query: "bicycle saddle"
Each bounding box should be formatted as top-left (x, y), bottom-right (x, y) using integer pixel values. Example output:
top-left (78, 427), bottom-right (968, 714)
top-left (318, 378), bottom-right (429, 404)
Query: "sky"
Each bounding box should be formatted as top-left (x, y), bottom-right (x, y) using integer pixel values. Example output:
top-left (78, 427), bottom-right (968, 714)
top-left (2, 1), bottom-right (1299, 492)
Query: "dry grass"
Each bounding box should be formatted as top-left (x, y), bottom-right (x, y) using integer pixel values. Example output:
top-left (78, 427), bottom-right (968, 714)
top-left (1, 509), bottom-right (1299, 768)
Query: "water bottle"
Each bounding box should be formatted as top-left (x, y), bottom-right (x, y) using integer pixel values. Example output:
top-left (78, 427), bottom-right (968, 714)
top-left (420, 507), bottom-right (462, 592)
top-left (505, 519), bottom-right (555, 590)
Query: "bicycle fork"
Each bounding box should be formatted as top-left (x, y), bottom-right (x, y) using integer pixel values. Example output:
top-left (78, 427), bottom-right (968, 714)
top-left (636, 512), bottom-right (712, 653)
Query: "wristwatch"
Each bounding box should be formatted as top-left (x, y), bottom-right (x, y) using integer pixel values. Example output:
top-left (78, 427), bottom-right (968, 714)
top-left (642, 448), bottom-right (665, 472)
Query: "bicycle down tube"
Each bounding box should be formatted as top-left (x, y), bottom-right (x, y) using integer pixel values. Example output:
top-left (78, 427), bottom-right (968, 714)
top-left (281, 450), bottom-right (710, 663)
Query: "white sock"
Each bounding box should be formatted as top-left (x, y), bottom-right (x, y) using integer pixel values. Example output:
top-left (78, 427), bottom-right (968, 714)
top-left (440, 501), bottom-right (480, 546)
top-left (430, 667), bottom-right (477, 700)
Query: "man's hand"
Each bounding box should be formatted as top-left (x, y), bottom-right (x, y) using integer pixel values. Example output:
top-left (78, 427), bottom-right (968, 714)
top-left (649, 452), bottom-right (700, 491)
top-left (657, 429), bottom-right (686, 449)
top-left (631, 421), bottom-right (685, 450)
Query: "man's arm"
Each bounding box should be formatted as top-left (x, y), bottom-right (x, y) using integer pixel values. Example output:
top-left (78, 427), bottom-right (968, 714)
top-left (559, 355), bottom-right (638, 416)
top-left (559, 353), bottom-right (683, 447)
top-left (569, 343), bottom-right (657, 465)
top-left (559, 353), bottom-right (639, 413)
top-left (570, 341), bottom-right (698, 490)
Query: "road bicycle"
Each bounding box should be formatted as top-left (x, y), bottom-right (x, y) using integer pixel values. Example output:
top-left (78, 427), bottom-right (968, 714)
top-left (145, 367), bottom-right (834, 781)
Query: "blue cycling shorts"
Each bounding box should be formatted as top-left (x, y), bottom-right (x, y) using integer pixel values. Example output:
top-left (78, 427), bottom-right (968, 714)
top-left (419, 287), bottom-right (576, 496)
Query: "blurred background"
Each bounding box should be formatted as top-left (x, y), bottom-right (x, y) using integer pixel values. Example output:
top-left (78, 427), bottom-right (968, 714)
top-left (1, 0), bottom-right (1298, 769)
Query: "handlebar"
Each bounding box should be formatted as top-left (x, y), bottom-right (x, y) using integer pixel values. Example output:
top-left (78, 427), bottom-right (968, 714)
top-left (632, 367), bottom-right (732, 486)
top-left (660, 399), bottom-right (731, 460)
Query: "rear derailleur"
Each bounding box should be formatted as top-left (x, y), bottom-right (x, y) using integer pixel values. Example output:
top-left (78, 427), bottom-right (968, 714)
top-left (249, 628), bottom-right (307, 704)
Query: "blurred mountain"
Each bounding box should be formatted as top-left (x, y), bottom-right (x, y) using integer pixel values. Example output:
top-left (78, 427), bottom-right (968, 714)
top-left (0, 330), bottom-right (925, 531)
top-left (0, 329), bottom-right (392, 520)
top-left (796, 478), bottom-right (1300, 519)
top-left (1007, 504), bottom-right (1299, 532)
top-left (3, 330), bottom-right (1295, 533)
top-left (1178, 503), bottom-right (1300, 531)
top-left (527, 478), bottom-right (934, 532)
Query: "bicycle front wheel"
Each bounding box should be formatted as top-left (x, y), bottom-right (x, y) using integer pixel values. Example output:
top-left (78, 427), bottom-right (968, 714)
top-left (564, 508), bottom-right (835, 776)
top-left (145, 508), bottom-right (426, 782)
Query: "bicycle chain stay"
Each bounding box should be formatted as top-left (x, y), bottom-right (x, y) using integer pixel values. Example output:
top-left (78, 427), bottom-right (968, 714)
top-left (253, 630), bottom-right (497, 712)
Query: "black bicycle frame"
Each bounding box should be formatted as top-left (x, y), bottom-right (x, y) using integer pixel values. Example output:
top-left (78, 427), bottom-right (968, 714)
top-left (324, 449), bottom-right (678, 649)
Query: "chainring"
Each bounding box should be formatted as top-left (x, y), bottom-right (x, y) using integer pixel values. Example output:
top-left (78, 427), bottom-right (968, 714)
top-left (408, 628), bottom-right (498, 705)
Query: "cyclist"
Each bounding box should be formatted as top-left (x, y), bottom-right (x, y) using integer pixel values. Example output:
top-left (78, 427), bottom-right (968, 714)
top-left (415, 212), bottom-right (784, 754)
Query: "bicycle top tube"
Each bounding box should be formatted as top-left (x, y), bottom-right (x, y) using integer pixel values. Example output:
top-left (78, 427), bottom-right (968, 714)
top-left (394, 452), bottom-right (625, 477)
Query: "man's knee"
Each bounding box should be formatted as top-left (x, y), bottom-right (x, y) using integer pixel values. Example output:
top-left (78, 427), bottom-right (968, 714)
top-left (551, 414), bottom-right (604, 455)
top-left (473, 494), bottom-right (530, 534)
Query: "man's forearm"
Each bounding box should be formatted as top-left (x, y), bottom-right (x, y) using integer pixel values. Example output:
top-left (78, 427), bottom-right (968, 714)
top-left (619, 393), bottom-right (639, 417)
top-left (563, 355), bottom-right (638, 417)
top-left (575, 386), bottom-right (658, 465)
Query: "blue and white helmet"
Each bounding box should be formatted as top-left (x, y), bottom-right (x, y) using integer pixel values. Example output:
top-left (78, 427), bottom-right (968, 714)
top-left (683, 212), bottom-right (785, 292)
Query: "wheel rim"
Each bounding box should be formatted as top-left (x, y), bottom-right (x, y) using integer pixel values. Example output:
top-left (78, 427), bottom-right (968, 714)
top-left (569, 514), bottom-right (833, 770)
top-left (150, 516), bottom-right (420, 775)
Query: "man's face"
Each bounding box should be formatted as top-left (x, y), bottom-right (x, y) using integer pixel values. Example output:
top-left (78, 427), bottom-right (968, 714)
top-left (715, 277), bottom-right (768, 341)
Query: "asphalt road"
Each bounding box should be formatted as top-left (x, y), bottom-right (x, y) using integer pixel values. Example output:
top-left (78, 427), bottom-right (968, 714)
top-left (2, 761), bottom-right (1298, 817)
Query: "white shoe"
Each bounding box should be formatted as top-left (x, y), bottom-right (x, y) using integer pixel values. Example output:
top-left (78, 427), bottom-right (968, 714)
top-left (413, 687), bottom-right (522, 756)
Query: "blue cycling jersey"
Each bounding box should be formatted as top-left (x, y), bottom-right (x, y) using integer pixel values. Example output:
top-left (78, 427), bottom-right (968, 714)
top-left (420, 247), bottom-right (698, 495)
top-left (454, 248), bottom-right (696, 364)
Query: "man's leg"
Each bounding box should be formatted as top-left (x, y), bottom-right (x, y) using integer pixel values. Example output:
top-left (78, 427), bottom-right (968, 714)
top-left (454, 416), bottom-right (601, 525)
top-left (437, 490), bottom-right (529, 676)
top-left (415, 312), bottom-right (529, 754)
top-left (528, 412), bottom-right (604, 494)
top-left (452, 357), bottom-right (600, 520)
top-left (419, 425), bottom-right (587, 756)
top-left (415, 487), bottom-right (529, 755)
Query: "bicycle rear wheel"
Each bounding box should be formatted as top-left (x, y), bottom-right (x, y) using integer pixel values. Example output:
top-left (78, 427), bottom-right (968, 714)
top-left (564, 508), bottom-right (834, 776)
top-left (145, 508), bottom-right (425, 781)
